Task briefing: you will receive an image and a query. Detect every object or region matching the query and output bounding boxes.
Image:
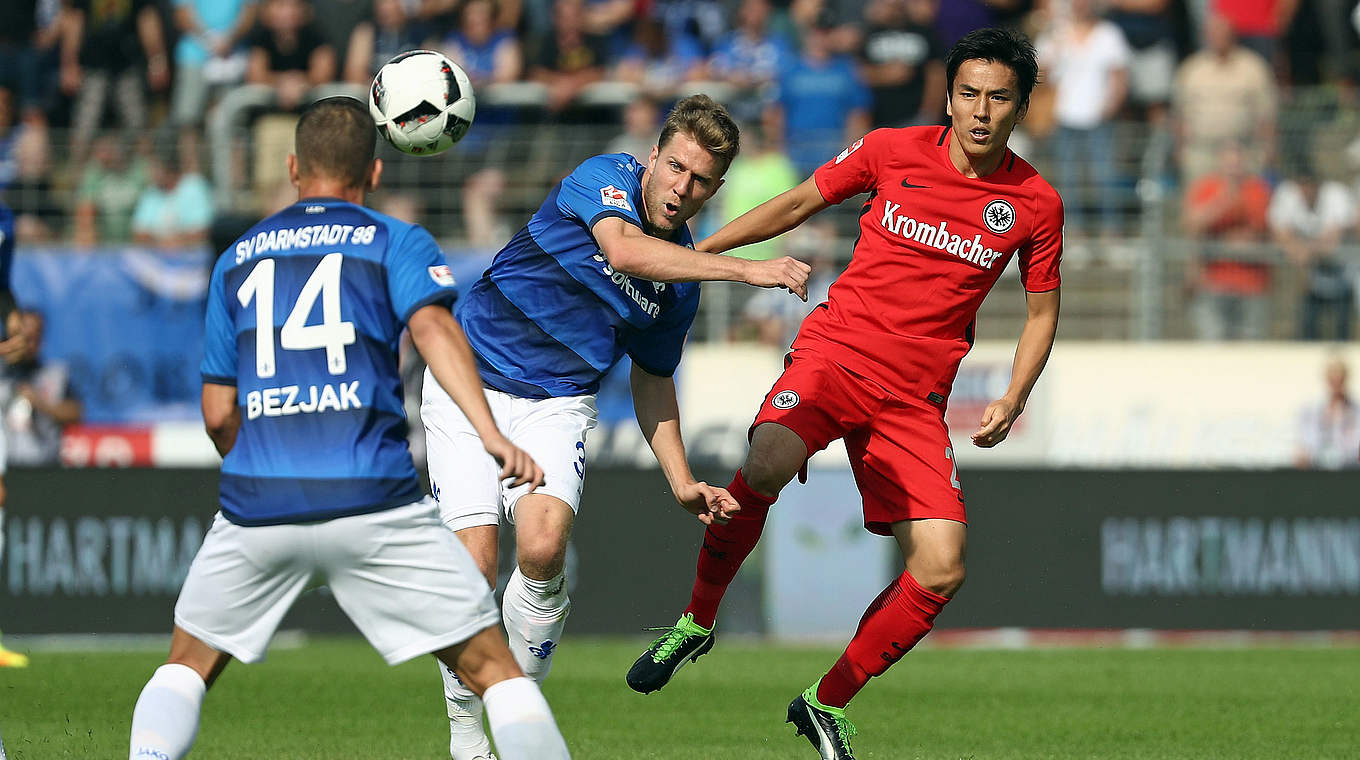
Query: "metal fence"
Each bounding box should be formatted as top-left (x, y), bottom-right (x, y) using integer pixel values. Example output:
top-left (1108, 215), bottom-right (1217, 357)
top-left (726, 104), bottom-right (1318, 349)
top-left (5, 84), bottom-right (1359, 342)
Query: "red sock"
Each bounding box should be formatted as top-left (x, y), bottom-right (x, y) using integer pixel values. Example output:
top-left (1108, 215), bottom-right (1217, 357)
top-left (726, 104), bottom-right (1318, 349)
top-left (815, 570), bottom-right (949, 708)
top-left (683, 470), bottom-right (774, 629)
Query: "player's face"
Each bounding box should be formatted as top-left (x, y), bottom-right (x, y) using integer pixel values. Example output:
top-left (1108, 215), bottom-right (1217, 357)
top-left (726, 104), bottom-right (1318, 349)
top-left (946, 59), bottom-right (1027, 161)
top-left (641, 132), bottom-right (727, 235)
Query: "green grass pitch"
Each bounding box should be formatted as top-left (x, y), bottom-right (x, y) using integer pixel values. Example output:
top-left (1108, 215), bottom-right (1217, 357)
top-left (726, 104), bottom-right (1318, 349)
top-left (2, 637), bottom-right (1357, 759)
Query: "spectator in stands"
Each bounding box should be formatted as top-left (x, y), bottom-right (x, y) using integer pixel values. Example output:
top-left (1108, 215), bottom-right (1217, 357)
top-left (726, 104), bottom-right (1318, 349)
top-left (613, 17), bottom-right (707, 97)
top-left (708, 0), bottom-right (793, 124)
top-left (606, 96), bottom-right (661, 161)
top-left (1182, 141), bottom-right (1273, 341)
top-left (73, 134), bottom-right (149, 248)
top-left (1106, 0), bottom-right (1177, 123)
top-left (768, 11), bottom-right (871, 175)
top-left (529, 0), bottom-right (609, 113)
top-left (576, 0), bottom-right (634, 55)
top-left (1295, 357), bottom-right (1360, 470)
top-left (244, 0), bottom-right (336, 111)
top-left (0, 1), bottom-right (63, 122)
top-left (0, 310), bottom-right (82, 467)
top-left (934, 0), bottom-right (1030, 49)
top-left (170, 0), bottom-right (257, 127)
top-left (0, 88), bottom-right (58, 242)
top-left (731, 223), bottom-right (838, 346)
top-left (1212, 0), bottom-right (1288, 66)
top-left (1173, 13), bottom-right (1276, 183)
top-left (653, 0), bottom-right (729, 54)
top-left (131, 137), bottom-right (215, 250)
top-left (314, 0), bottom-right (372, 82)
top-left (716, 124), bottom-right (796, 262)
top-left (62, 0), bottom-right (171, 159)
top-left (344, 0), bottom-right (427, 84)
top-left (859, 0), bottom-right (945, 129)
top-left (440, 0), bottom-right (524, 86)
top-left (1269, 168), bottom-right (1356, 341)
top-left (1038, 0), bottom-right (1130, 241)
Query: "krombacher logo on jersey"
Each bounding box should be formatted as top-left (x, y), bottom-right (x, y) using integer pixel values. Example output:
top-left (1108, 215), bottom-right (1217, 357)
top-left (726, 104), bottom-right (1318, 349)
top-left (878, 200), bottom-right (1014, 270)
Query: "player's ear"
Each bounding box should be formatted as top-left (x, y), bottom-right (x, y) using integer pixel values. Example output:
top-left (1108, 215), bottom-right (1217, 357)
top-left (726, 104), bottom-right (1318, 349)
top-left (286, 153), bottom-right (300, 188)
top-left (367, 158), bottom-right (383, 192)
top-left (1017, 98), bottom-right (1029, 122)
top-left (648, 144), bottom-right (659, 170)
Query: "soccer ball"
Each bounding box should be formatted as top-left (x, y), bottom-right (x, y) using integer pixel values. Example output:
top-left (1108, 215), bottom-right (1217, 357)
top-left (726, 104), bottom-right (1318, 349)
top-left (369, 50), bottom-right (476, 156)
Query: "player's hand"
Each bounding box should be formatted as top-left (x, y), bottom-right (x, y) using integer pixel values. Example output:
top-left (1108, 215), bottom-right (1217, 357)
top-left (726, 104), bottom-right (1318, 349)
top-left (744, 257), bottom-right (812, 301)
top-left (971, 396), bottom-right (1023, 448)
top-left (482, 434), bottom-right (545, 491)
top-left (674, 480), bottom-right (740, 526)
top-left (0, 313), bottom-right (28, 365)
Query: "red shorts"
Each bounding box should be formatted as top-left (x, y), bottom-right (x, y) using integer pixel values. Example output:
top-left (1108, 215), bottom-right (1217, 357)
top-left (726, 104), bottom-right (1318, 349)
top-left (751, 350), bottom-right (966, 534)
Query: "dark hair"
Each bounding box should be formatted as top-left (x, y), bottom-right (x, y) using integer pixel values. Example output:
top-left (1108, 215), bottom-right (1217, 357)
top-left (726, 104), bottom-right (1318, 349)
top-left (945, 27), bottom-right (1040, 107)
top-left (294, 97), bottom-right (376, 188)
top-left (657, 94), bottom-right (740, 169)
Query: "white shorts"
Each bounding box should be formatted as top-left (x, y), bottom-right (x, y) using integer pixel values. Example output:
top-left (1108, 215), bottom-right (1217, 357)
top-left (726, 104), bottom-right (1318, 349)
top-left (421, 368), bottom-right (597, 531)
top-left (173, 500), bottom-right (500, 665)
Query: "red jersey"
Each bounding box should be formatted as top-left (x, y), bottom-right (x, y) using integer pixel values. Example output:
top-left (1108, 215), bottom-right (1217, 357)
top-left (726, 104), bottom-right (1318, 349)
top-left (796, 125), bottom-right (1063, 401)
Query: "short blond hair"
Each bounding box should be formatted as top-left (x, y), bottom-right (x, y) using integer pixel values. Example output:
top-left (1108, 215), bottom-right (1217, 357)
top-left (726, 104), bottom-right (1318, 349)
top-left (657, 94), bottom-right (740, 169)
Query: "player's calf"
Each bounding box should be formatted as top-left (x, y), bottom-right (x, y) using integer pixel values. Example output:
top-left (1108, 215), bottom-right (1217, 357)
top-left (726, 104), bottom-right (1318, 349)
top-left (501, 566), bottom-right (571, 683)
top-left (434, 629), bottom-right (570, 760)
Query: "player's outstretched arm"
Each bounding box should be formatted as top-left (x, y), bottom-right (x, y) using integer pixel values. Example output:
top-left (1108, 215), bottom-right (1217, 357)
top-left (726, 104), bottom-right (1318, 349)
top-left (202, 383), bottom-right (240, 457)
top-left (698, 176), bottom-right (831, 257)
top-left (408, 304), bottom-right (544, 490)
top-left (593, 217), bottom-right (812, 300)
top-left (972, 288), bottom-right (1060, 448)
top-left (629, 363), bottom-right (739, 525)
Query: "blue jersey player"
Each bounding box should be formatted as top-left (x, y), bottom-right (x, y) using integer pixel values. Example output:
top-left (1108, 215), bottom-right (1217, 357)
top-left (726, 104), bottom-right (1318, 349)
top-left (421, 94), bottom-right (812, 759)
top-left (127, 98), bottom-right (570, 760)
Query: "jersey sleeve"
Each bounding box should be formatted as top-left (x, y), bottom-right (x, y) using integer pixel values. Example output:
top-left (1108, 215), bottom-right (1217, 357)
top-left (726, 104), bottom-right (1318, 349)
top-left (386, 223), bottom-right (460, 324)
top-left (813, 128), bottom-right (889, 205)
top-left (1019, 185), bottom-right (1064, 293)
top-left (625, 287), bottom-right (699, 377)
top-left (200, 254), bottom-right (238, 385)
top-left (556, 156), bottom-right (646, 231)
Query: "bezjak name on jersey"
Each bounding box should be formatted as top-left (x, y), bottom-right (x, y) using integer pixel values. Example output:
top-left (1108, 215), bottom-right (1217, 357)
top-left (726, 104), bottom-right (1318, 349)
top-left (245, 381), bottom-right (362, 420)
top-left (879, 200), bottom-right (1011, 270)
top-left (593, 253), bottom-right (664, 318)
top-left (235, 224), bottom-right (380, 263)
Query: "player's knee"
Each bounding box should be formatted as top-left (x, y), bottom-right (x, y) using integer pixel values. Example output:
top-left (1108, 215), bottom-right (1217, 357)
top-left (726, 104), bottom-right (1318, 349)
top-left (740, 449), bottom-right (801, 497)
top-left (516, 533), bottom-right (567, 579)
top-left (917, 562), bottom-right (966, 598)
top-left (742, 424), bottom-right (807, 497)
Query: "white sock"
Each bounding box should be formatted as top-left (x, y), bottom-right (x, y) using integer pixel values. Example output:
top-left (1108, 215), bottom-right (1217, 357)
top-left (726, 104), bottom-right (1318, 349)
top-left (501, 566), bottom-right (570, 683)
top-left (129, 663), bottom-right (206, 760)
top-left (437, 659), bottom-right (492, 759)
top-left (482, 677), bottom-right (570, 760)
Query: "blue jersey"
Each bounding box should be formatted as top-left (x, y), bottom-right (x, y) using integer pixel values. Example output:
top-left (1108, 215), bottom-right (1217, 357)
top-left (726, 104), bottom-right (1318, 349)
top-left (201, 199), bottom-right (459, 526)
top-left (0, 204), bottom-right (13, 292)
top-left (458, 154), bottom-right (700, 398)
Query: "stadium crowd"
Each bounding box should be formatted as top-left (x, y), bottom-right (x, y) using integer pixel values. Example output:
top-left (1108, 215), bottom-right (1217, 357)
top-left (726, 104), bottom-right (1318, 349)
top-left (3, 0), bottom-right (1360, 344)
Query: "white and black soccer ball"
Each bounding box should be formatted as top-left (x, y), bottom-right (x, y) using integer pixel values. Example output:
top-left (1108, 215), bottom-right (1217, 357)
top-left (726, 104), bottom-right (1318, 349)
top-left (369, 50), bottom-right (476, 156)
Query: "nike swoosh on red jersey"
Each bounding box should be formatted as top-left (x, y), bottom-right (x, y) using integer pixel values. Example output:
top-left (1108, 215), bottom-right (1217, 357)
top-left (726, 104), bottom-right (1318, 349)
top-left (901, 178), bottom-right (931, 189)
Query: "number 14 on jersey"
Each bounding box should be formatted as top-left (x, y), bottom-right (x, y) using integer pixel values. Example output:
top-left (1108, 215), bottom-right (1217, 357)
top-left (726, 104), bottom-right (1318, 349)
top-left (236, 253), bottom-right (357, 379)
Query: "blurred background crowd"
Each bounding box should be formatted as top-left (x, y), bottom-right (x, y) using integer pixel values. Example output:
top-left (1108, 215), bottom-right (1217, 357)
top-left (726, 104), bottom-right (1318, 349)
top-left (3, 0), bottom-right (1360, 470)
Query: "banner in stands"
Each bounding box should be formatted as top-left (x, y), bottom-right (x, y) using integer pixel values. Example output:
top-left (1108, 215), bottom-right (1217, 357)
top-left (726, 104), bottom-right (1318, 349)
top-left (4, 468), bottom-right (1357, 635)
top-left (12, 248), bottom-right (494, 426)
top-left (670, 342), bottom-right (1360, 470)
